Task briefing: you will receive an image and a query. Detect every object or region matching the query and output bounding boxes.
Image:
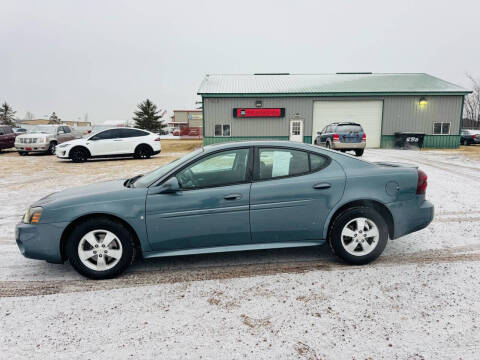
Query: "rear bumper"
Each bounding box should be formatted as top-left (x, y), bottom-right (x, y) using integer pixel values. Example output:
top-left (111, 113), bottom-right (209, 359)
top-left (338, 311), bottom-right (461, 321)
top-left (331, 142), bottom-right (366, 150)
top-left (15, 221), bottom-right (68, 263)
top-left (387, 198), bottom-right (434, 239)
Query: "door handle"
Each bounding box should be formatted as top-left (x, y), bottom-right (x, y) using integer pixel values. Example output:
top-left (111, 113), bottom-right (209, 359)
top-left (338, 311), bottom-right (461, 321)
top-left (224, 194), bottom-right (242, 200)
top-left (313, 183), bottom-right (331, 190)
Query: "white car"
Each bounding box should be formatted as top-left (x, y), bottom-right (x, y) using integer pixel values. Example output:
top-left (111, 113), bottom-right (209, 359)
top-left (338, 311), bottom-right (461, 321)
top-left (56, 127), bottom-right (161, 162)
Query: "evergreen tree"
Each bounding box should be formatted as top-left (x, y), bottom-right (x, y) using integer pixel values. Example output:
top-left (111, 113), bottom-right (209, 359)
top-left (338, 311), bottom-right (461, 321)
top-left (49, 112), bottom-right (60, 123)
top-left (132, 99), bottom-right (164, 133)
top-left (0, 102), bottom-right (16, 126)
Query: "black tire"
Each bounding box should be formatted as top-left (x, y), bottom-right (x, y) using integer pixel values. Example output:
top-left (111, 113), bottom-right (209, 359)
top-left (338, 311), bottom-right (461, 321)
top-left (340, 150), bottom-right (346, 153)
top-left (328, 206), bottom-right (388, 265)
top-left (66, 217), bottom-right (136, 279)
top-left (48, 141), bottom-right (57, 155)
top-left (355, 149), bottom-right (364, 157)
top-left (326, 141), bottom-right (331, 149)
top-left (70, 147), bottom-right (89, 163)
top-left (134, 144), bottom-right (152, 159)
top-left (18, 151), bottom-right (28, 156)
top-left (463, 139), bottom-right (469, 146)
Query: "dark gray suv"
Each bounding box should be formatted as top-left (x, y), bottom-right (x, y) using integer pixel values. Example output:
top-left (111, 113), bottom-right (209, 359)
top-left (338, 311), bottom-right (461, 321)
top-left (314, 122), bottom-right (366, 156)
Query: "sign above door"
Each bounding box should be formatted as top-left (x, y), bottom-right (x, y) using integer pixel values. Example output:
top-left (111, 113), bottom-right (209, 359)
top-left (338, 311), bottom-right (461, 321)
top-left (233, 108), bottom-right (285, 118)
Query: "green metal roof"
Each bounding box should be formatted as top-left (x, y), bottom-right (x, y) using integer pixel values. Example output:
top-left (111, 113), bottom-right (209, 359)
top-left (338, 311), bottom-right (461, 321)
top-left (197, 73), bottom-right (470, 96)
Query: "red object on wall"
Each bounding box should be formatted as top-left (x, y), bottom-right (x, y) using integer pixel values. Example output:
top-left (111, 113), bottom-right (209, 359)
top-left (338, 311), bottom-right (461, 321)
top-left (233, 108), bottom-right (285, 118)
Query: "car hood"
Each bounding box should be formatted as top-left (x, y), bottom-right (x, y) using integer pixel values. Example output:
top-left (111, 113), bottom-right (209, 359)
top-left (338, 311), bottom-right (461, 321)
top-left (59, 138), bottom-right (86, 147)
top-left (16, 133), bottom-right (53, 140)
top-left (34, 179), bottom-right (130, 207)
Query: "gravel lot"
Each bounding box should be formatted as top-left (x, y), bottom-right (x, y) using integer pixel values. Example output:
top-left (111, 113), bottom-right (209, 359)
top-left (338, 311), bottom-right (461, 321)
top-left (1, 144), bottom-right (479, 359)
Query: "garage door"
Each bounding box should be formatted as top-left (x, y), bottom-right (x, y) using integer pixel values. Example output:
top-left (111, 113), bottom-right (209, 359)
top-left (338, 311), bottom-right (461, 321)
top-left (312, 100), bottom-right (383, 148)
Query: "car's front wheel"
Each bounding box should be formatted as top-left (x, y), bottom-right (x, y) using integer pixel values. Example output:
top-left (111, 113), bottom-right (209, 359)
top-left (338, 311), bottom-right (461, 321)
top-left (328, 206), bottom-right (388, 265)
top-left (70, 147), bottom-right (89, 163)
top-left (48, 141), bottom-right (57, 155)
top-left (66, 218), bottom-right (136, 279)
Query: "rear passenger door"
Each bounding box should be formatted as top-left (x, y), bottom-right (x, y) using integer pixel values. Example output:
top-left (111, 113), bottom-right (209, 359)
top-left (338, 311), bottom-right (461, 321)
top-left (250, 147), bottom-right (346, 244)
top-left (117, 128), bottom-right (149, 154)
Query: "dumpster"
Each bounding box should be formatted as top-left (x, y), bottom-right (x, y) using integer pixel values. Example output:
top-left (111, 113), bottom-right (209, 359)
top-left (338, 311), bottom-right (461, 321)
top-left (394, 132), bottom-right (425, 149)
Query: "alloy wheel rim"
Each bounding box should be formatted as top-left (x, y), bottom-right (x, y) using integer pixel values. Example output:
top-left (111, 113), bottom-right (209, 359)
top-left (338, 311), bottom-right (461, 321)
top-left (49, 143), bottom-right (56, 154)
top-left (340, 217), bottom-right (379, 256)
top-left (78, 229), bottom-right (123, 271)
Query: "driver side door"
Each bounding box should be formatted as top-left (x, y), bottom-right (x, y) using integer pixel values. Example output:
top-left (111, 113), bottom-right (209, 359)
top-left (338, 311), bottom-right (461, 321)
top-left (145, 147), bottom-right (253, 251)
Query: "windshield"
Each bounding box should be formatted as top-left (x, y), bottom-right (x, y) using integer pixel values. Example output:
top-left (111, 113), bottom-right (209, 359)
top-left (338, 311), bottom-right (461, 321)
top-left (134, 148), bottom-right (203, 187)
top-left (29, 125), bottom-right (57, 134)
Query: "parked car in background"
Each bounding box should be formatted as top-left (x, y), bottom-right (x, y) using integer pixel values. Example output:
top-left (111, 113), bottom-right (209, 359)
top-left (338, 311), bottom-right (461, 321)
top-left (17, 141), bottom-right (434, 279)
top-left (12, 127), bottom-right (27, 134)
top-left (460, 129), bottom-right (480, 146)
top-left (314, 122), bottom-right (366, 156)
top-left (0, 125), bottom-right (18, 151)
top-left (15, 125), bottom-right (81, 155)
top-left (55, 127), bottom-right (161, 162)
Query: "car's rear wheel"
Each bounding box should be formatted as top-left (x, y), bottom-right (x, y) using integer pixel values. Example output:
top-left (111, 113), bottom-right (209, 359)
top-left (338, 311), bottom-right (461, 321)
top-left (70, 147), bottom-right (89, 163)
top-left (463, 139), bottom-right (469, 146)
top-left (18, 151), bottom-right (28, 156)
top-left (328, 206), bottom-right (388, 265)
top-left (66, 218), bottom-right (136, 279)
top-left (326, 141), bottom-right (331, 149)
top-left (134, 144), bottom-right (152, 159)
top-left (48, 141), bottom-right (57, 155)
top-left (355, 149), bottom-right (364, 156)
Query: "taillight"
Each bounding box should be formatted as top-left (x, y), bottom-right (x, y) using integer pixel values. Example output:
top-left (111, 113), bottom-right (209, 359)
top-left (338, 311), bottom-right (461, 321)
top-left (154, 137), bottom-right (160, 141)
top-left (473, 134), bottom-right (477, 139)
top-left (362, 133), bottom-right (366, 142)
top-left (416, 169), bottom-right (428, 195)
top-left (333, 134), bottom-right (340, 142)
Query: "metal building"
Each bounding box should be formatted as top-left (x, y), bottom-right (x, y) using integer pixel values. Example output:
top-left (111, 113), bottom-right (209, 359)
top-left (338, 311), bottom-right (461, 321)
top-left (197, 73), bottom-right (470, 148)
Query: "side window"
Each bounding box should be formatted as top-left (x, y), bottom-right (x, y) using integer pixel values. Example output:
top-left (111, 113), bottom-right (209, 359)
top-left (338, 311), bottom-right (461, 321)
top-left (0, 128), bottom-right (4, 135)
top-left (90, 129), bottom-right (117, 140)
top-left (63, 126), bottom-right (71, 133)
top-left (310, 153), bottom-right (328, 171)
top-left (257, 148), bottom-right (309, 180)
top-left (176, 148), bottom-right (249, 189)
top-left (125, 129), bottom-right (149, 137)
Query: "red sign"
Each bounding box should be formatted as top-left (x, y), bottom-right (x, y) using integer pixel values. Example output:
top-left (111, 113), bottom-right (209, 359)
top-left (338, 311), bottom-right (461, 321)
top-left (233, 108), bottom-right (285, 118)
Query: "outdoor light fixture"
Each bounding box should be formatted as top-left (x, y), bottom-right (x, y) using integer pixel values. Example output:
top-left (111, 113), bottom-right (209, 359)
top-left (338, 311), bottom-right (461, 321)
top-left (255, 100), bottom-right (263, 107)
top-left (419, 97), bottom-right (427, 106)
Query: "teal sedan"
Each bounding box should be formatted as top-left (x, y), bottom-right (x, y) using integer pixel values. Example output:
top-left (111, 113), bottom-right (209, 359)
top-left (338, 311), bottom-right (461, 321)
top-left (16, 141), bottom-right (433, 279)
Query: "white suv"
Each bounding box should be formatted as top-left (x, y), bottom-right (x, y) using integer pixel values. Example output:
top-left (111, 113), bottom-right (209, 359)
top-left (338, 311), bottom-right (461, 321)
top-left (56, 127), bottom-right (161, 162)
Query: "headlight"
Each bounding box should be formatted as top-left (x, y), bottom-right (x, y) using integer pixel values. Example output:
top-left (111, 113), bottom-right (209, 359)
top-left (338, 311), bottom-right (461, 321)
top-left (57, 143), bottom-right (69, 148)
top-left (23, 207), bottom-right (43, 224)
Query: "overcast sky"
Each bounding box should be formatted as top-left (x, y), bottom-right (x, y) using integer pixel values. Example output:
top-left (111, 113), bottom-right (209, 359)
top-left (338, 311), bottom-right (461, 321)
top-left (2, 0), bottom-right (479, 124)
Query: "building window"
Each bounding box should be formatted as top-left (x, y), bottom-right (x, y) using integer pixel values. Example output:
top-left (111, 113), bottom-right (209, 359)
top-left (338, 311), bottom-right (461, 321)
top-left (433, 122), bottom-right (450, 135)
top-left (214, 124), bottom-right (231, 137)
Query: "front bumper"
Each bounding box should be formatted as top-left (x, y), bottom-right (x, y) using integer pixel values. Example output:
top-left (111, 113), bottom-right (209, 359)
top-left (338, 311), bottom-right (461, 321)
top-left (15, 221), bottom-right (69, 263)
top-left (331, 142), bottom-right (366, 150)
top-left (388, 198), bottom-right (434, 239)
top-left (55, 147), bottom-right (70, 158)
top-left (15, 143), bottom-right (50, 152)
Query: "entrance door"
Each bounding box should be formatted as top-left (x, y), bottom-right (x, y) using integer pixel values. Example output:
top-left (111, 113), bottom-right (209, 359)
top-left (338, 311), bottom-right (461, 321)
top-left (289, 119), bottom-right (304, 142)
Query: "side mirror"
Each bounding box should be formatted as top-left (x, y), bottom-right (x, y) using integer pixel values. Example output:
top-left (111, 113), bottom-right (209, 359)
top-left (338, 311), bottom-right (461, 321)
top-left (151, 177), bottom-right (180, 194)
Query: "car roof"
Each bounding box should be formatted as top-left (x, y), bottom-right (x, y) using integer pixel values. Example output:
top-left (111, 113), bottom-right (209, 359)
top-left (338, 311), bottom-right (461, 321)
top-left (332, 122), bottom-right (361, 126)
top-left (203, 140), bottom-right (321, 153)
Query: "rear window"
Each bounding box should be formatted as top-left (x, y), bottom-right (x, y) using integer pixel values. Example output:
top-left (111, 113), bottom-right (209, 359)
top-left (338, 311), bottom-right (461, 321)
top-left (336, 124), bottom-right (363, 133)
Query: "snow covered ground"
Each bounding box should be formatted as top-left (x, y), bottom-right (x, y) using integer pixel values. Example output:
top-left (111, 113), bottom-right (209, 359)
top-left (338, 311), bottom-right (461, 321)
top-left (1, 147), bottom-right (480, 359)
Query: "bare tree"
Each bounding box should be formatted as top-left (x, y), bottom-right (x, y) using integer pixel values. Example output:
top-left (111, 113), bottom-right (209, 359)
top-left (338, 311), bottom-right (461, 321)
top-left (464, 74), bottom-right (480, 123)
top-left (24, 111), bottom-right (34, 120)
